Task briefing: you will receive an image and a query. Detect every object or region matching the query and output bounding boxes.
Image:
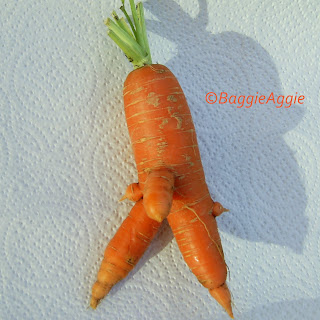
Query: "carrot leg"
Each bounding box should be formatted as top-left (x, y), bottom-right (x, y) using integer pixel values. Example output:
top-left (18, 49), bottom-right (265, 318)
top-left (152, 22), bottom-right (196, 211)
top-left (90, 199), bottom-right (161, 309)
top-left (167, 205), bottom-right (233, 318)
top-left (143, 168), bottom-right (175, 222)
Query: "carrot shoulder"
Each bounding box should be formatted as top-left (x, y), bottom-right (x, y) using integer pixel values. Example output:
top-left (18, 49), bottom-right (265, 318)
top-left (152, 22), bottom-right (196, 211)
top-left (91, 0), bottom-right (233, 317)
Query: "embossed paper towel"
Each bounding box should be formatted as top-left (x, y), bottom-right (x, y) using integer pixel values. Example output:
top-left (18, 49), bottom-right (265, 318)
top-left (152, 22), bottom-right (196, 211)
top-left (1, 0), bottom-right (320, 319)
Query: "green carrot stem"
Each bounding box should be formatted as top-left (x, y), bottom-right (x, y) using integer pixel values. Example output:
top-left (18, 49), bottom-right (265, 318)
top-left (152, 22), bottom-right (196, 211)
top-left (136, 2), bottom-right (151, 63)
top-left (111, 11), bottom-right (134, 39)
top-left (106, 17), bottom-right (147, 57)
top-left (120, 5), bottom-right (136, 38)
top-left (107, 30), bottom-right (139, 63)
top-left (119, 17), bottom-right (134, 38)
top-left (128, 0), bottom-right (144, 47)
top-left (106, 1), bottom-right (152, 69)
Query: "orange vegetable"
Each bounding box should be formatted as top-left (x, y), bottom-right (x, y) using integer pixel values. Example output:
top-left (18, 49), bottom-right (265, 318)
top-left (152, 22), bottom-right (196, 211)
top-left (90, 199), bottom-right (161, 309)
top-left (91, 1), bottom-right (233, 318)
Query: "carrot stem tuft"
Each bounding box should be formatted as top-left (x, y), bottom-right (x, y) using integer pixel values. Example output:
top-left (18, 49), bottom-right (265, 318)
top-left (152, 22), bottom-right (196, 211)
top-left (119, 194), bottom-right (127, 202)
top-left (107, 1), bottom-right (152, 69)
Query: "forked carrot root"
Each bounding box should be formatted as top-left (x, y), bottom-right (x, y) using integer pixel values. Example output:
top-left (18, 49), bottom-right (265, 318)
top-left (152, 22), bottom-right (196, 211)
top-left (91, 0), bottom-right (234, 317)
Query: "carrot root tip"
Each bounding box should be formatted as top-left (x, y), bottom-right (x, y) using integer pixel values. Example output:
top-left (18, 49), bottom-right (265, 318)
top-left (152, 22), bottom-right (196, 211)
top-left (209, 284), bottom-right (234, 319)
top-left (118, 194), bottom-right (127, 202)
top-left (90, 297), bottom-right (99, 309)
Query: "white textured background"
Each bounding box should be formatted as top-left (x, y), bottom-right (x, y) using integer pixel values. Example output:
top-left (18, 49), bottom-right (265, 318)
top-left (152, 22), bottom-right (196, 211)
top-left (1, 0), bottom-right (319, 319)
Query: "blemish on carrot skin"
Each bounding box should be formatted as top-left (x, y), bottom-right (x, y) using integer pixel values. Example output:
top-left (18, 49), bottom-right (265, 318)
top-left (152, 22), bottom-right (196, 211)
top-left (136, 235), bottom-right (150, 243)
top-left (126, 257), bottom-right (135, 266)
top-left (129, 87), bottom-right (144, 95)
top-left (127, 106), bottom-right (168, 120)
top-left (123, 75), bottom-right (175, 91)
top-left (159, 175), bottom-right (171, 182)
top-left (149, 65), bottom-right (166, 73)
top-left (159, 118), bottom-right (169, 129)
top-left (138, 232), bottom-right (151, 240)
top-left (190, 217), bottom-right (199, 223)
top-left (157, 141), bottom-right (168, 148)
top-left (146, 92), bottom-right (160, 107)
top-left (167, 107), bottom-right (183, 129)
top-left (173, 114), bottom-right (183, 129)
top-left (157, 141), bottom-right (168, 157)
top-left (132, 136), bottom-right (159, 145)
top-left (125, 98), bottom-right (145, 108)
top-left (167, 95), bottom-right (178, 102)
top-left (128, 116), bottom-right (167, 129)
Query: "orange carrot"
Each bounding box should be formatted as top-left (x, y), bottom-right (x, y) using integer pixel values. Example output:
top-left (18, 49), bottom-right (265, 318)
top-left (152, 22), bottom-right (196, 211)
top-left (90, 199), bottom-right (161, 309)
top-left (91, 1), bottom-right (233, 317)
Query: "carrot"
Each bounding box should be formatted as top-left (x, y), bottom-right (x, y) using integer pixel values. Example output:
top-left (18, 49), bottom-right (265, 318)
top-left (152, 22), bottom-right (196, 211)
top-left (90, 199), bottom-right (161, 309)
top-left (91, 0), bottom-right (233, 317)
